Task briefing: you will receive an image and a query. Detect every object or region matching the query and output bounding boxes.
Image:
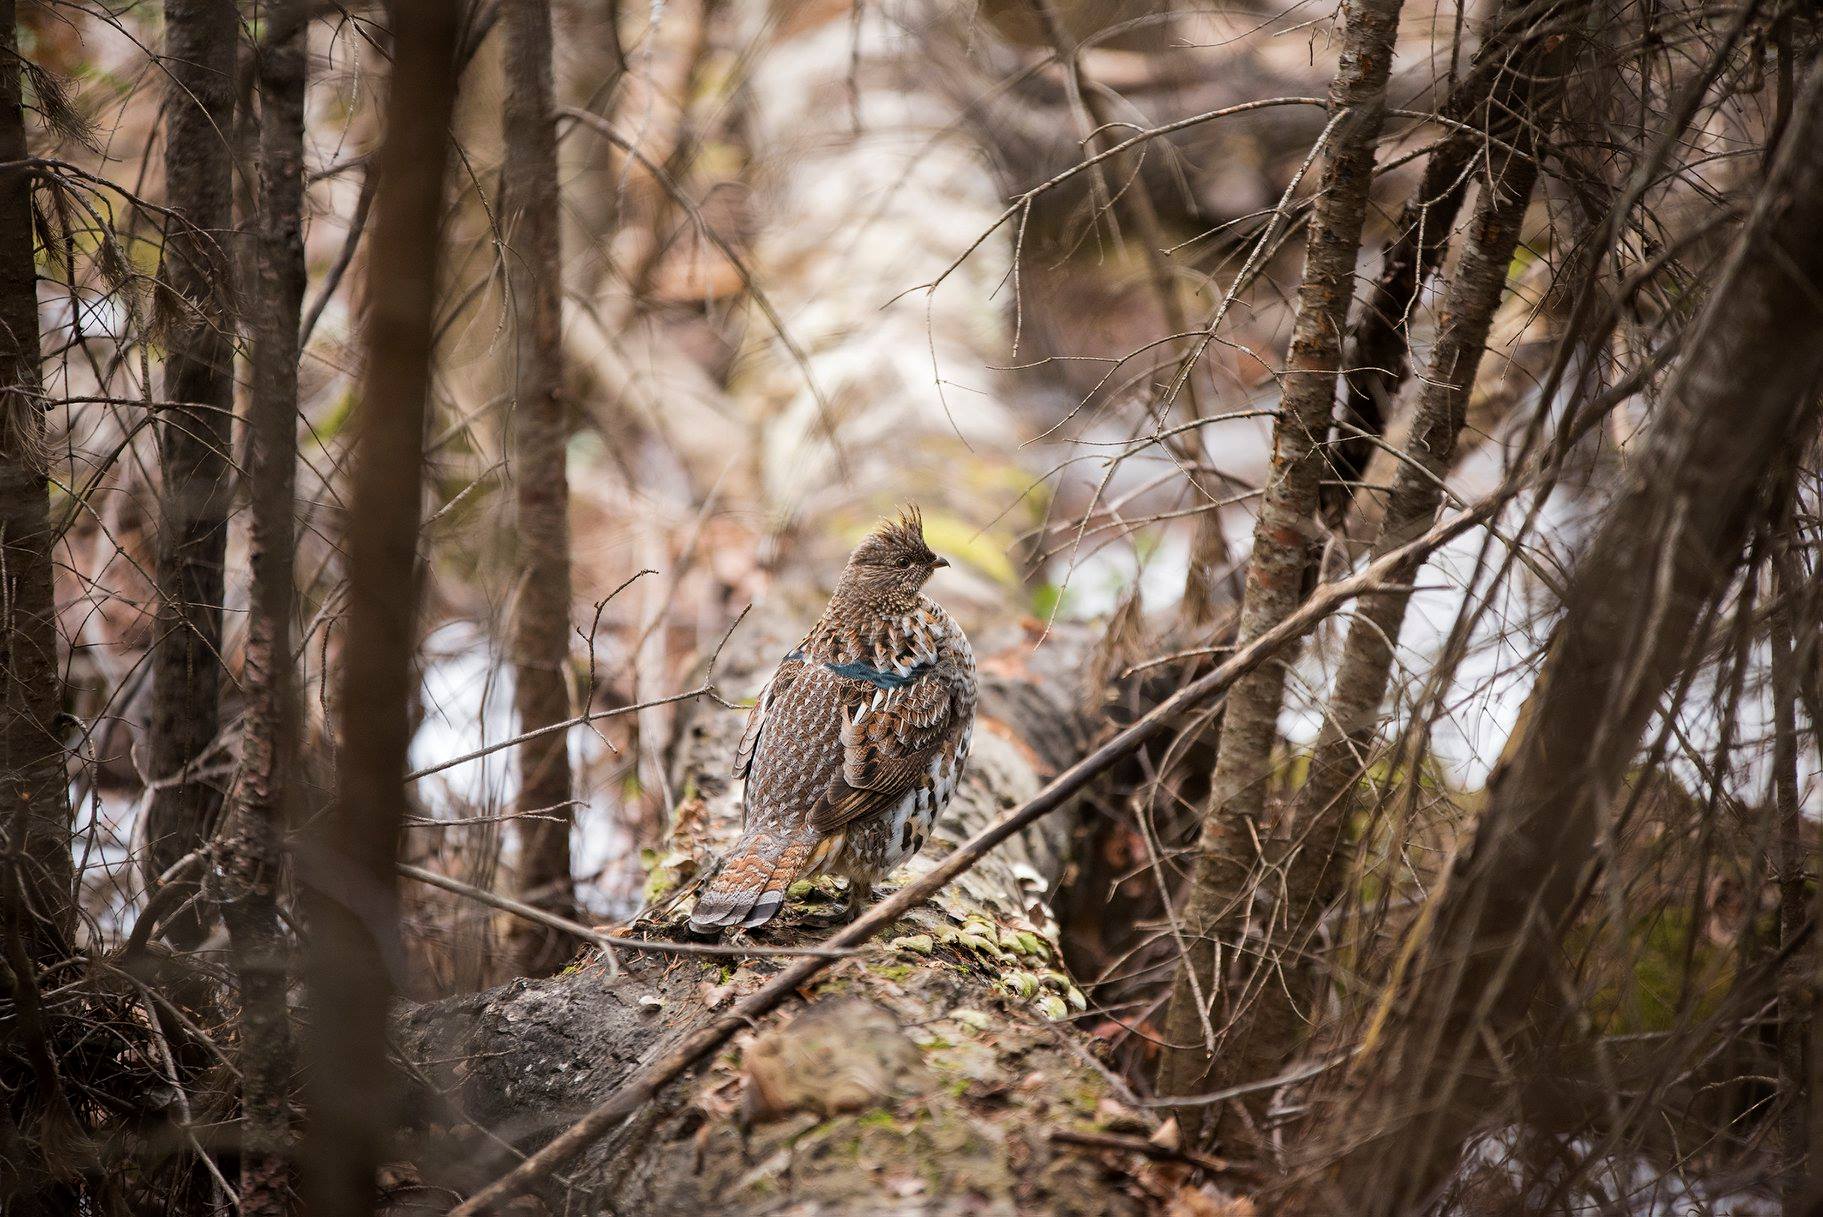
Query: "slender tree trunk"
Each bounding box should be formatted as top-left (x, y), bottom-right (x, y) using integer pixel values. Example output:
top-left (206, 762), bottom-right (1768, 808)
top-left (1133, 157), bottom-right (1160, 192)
top-left (147, 0), bottom-right (238, 948)
top-left (1292, 154), bottom-right (1536, 936)
top-left (0, 0), bottom-right (74, 981)
top-left (2, 13), bottom-right (78, 1208)
top-left (1772, 570), bottom-right (1807, 1216)
top-left (1154, 0), bottom-right (1407, 1140)
top-left (501, 0), bottom-right (577, 977)
top-left (1322, 0), bottom-right (1541, 525)
top-left (300, 4), bottom-right (459, 1214)
top-left (1255, 3), bottom-right (1586, 1085)
top-left (1314, 56), bottom-right (1823, 1216)
top-left (217, 6), bottom-right (307, 1213)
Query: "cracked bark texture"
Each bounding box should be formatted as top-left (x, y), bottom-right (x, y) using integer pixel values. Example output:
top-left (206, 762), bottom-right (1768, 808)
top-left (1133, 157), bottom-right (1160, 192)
top-left (146, 0), bottom-right (237, 949)
top-left (1256, 0), bottom-right (1587, 1094)
top-left (1322, 0), bottom-right (1537, 526)
top-left (1154, 0), bottom-right (1407, 1141)
top-left (500, 0), bottom-right (579, 977)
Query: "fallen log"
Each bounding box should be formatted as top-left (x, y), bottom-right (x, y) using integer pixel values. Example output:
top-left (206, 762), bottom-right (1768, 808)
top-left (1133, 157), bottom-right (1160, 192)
top-left (390, 496), bottom-right (1491, 1214)
top-left (389, 622), bottom-right (1204, 1216)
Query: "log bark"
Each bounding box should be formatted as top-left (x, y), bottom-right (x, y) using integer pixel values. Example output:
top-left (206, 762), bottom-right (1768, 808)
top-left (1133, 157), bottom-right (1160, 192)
top-left (500, 0), bottom-right (579, 976)
top-left (1311, 53), bottom-right (1823, 1217)
top-left (1155, 0), bottom-right (1407, 1139)
top-left (217, 6), bottom-right (307, 1213)
top-left (0, 0), bottom-right (74, 965)
top-left (387, 626), bottom-right (1190, 1216)
top-left (300, 6), bottom-right (459, 1215)
top-left (146, 0), bottom-right (238, 948)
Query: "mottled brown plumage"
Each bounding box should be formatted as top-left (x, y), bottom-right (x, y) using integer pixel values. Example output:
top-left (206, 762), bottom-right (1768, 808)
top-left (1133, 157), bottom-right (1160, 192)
top-left (691, 509), bottom-right (977, 931)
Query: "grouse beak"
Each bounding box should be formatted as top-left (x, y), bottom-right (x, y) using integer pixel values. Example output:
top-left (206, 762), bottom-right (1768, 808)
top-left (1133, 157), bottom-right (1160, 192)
top-left (931, 556), bottom-right (950, 570)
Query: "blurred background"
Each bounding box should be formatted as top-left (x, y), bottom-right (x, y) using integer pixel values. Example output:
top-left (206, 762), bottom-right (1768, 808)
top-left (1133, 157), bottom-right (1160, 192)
top-left (4, 0), bottom-right (1823, 1212)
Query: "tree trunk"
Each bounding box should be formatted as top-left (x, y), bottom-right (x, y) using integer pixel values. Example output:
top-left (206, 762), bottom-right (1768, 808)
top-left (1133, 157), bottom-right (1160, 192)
top-left (300, 4), bottom-right (460, 1215)
top-left (217, 6), bottom-right (307, 1213)
top-left (392, 626), bottom-right (1182, 1217)
top-left (1313, 55), bottom-right (1823, 1217)
top-left (1772, 568), bottom-right (1807, 1215)
top-left (500, 0), bottom-right (578, 977)
top-left (1322, 0), bottom-right (1537, 526)
top-left (146, 0), bottom-right (238, 948)
top-left (1155, 0), bottom-right (1407, 1139)
top-left (0, 0), bottom-right (73, 966)
top-left (1253, 3), bottom-right (1586, 1090)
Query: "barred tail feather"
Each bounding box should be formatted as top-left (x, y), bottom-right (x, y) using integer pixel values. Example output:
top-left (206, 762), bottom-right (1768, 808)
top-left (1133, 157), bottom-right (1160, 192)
top-left (689, 832), bottom-right (814, 932)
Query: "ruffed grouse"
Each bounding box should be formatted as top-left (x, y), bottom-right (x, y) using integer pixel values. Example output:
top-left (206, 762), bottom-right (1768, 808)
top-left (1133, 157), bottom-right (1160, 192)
top-left (690, 509), bottom-right (977, 931)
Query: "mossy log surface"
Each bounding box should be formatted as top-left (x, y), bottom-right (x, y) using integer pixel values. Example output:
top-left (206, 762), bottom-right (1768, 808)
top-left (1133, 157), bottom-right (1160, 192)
top-left (390, 624), bottom-right (1222, 1215)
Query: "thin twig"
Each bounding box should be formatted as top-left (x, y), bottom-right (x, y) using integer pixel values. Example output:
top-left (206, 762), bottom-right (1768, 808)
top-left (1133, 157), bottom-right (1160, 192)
top-left (1049, 1128), bottom-right (1236, 1177)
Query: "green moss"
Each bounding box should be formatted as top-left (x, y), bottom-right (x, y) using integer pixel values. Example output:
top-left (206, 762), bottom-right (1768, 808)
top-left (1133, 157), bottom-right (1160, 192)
top-left (1031, 582), bottom-right (1068, 620)
top-left (1582, 905), bottom-right (1732, 1034)
top-left (855, 1107), bottom-right (902, 1132)
top-left (643, 867), bottom-right (677, 902)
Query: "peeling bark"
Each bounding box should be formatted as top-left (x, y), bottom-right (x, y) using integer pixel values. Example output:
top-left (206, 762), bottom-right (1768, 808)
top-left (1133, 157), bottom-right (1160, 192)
top-left (1155, 0), bottom-right (1408, 1140)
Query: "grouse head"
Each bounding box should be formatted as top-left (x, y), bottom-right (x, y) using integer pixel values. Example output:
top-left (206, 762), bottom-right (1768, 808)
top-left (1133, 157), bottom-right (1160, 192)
top-left (838, 507), bottom-right (948, 605)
